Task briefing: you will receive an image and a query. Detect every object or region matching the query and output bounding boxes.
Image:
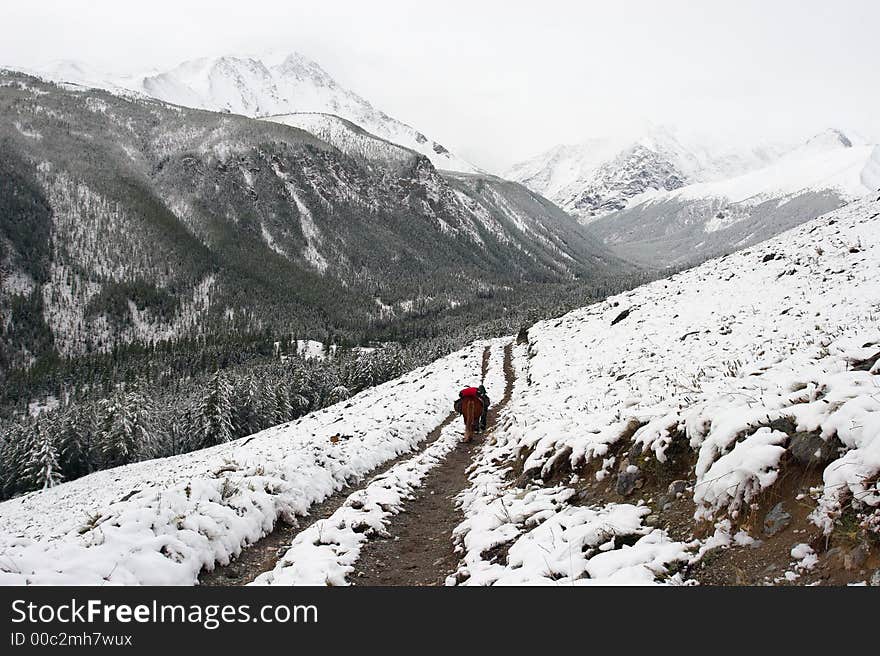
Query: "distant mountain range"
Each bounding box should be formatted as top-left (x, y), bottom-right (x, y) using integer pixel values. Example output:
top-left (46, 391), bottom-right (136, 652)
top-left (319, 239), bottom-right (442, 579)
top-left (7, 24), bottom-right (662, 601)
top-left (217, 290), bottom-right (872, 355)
top-left (24, 53), bottom-right (479, 173)
top-left (0, 68), bottom-right (622, 374)
top-left (11, 51), bottom-right (880, 275)
top-left (508, 125), bottom-right (880, 265)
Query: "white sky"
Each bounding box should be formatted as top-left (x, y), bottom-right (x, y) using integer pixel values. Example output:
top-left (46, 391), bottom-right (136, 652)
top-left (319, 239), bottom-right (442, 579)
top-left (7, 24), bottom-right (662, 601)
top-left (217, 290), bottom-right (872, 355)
top-left (2, 0), bottom-right (878, 171)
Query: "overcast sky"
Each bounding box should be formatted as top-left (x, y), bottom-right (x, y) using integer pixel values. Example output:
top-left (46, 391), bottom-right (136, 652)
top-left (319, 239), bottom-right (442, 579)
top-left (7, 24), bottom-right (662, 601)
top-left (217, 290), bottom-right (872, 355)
top-left (2, 0), bottom-right (877, 171)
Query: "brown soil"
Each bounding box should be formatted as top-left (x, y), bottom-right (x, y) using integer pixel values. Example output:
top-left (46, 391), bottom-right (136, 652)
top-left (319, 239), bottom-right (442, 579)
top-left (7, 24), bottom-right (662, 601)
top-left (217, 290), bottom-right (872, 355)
top-left (199, 409), bottom-right (460, 586)
top-left (351, 342), bottom-right (515, 586)
top-left (686, 463), bottom-right (880, 586)
top-left (508, 415), bottom-right (879, 586)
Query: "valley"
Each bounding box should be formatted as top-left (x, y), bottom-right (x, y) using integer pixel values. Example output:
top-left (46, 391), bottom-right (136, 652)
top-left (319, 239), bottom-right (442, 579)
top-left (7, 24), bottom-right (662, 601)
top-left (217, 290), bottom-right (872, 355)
top-left (1, 37), bottom-right (879, 589)
top-left (2, 197), bottom-right (878, 585)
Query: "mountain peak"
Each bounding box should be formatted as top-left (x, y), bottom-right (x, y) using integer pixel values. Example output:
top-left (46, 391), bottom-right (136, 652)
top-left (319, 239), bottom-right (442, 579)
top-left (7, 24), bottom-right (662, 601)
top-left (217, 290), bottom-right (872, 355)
top-left (804, 127), bottom-right (854, 149)
top-left (25, 51), bottom-right (478, 173)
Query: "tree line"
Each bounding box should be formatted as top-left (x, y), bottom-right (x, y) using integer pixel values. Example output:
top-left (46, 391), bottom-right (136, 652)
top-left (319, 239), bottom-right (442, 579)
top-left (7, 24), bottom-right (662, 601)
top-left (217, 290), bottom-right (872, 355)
top-left (0, 341), bottom-right (423, 499)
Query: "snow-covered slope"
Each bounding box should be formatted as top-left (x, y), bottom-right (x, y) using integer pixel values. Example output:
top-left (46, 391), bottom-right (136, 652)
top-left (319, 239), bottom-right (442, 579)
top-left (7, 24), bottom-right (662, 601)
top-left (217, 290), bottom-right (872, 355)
top-left (449, 195), bottom-right (880, 585)
top-left (30, 54), bottom-right (478, 173)
top-left (2, 195), bottom-right (878, 585)
top-left (265, 112), bottom-right (420, 173)
top-left (1, 69), bottom-right (615, 365)
top-left (588, 131), bottom-right (880, 266)
top-left (510, 127), bottom-right (877, 230)
top-left (512, 124), bottom-right (880, 267)
top-left (507, 126), bottom-right (790, 220)
top-left (655, 130), bottom-right (879, 207)
top-left (0, 341), bottom-right (489, 584)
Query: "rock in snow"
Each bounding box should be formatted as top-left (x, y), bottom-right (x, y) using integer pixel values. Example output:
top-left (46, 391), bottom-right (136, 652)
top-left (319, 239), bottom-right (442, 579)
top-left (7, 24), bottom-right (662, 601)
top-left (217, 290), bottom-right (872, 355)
top-left (763, 503), bottom-right (793, 537)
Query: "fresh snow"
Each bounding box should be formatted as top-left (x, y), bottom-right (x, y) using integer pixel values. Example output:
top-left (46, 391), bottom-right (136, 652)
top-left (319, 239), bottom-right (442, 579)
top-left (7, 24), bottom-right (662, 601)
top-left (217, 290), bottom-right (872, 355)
top-left (265, 113), bottom-right (419, 172)
top-left (506, 124), bottom-right (787, 218)
top-left (251, 418), bottom-right (463, 586)
top-left (0, 342), bottom-right (489, 584)
top-left (2, 195), bottom-right (880, 585)
top-left (251, 339), bottom-right (509, 585)
top-left (448, 196), bottom-right (880, 584)
top-left (26, 54), bottom-right (479, 174)
top-left (449, 344), bottom-right (693, 585)
top-left (509, 125), bottom-right (878, 222)
top-left (668, 143), bottom-right (879, 207)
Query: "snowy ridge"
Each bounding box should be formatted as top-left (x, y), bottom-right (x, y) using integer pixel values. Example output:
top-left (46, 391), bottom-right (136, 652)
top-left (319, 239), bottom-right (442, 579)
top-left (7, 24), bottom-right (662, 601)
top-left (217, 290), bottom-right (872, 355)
top-left (448, 196), bottom-right (880, 584)
top-left (264, 112), bottom-right (420, 172)
top-left (0, 342), bottom-right (487, 584)
top-left (506, 125), bottom-right (788, 220)
top-left (510, 126), bottom-right (878, 242)
top-left (585, 131), bottom-right (880, 266)
top-left (659, 142), bottom-right (879, 208)
top-left (29, 54), bottom-right (478, 173)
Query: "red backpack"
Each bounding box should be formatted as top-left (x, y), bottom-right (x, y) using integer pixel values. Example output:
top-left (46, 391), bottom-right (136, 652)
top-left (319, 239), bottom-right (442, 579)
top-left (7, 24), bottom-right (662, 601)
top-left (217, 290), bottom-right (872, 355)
top-left (460, 386), bottom-right (479, 398)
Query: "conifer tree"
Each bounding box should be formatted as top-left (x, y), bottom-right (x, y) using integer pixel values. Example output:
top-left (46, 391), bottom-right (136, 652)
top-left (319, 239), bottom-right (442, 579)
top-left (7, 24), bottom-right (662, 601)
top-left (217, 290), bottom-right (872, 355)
top-left (23, 423), bottom-right (62, 490)
top-left (200, 369), bottom-right (234, 446)
top-left (265, 378), bottom-right (288, 426)
top-left (56, 406), bottom-right (93, 480)
top-left (96, 389), bottom-right (153, 467)
top-left (0, 421), bottom-right (31, 497)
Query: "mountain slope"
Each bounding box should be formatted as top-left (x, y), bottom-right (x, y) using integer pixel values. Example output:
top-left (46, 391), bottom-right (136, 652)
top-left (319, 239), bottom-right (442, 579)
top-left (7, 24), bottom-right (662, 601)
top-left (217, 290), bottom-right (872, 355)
top-left (511, 126), bottom-right (879, 267)
top-left (0, 69), bottom-right (621, 372)
top-left (31, 53), bottom-right (478, 173)
top-left (506, 126), bottom-right (789, 220)
top-left (451, 194), bottom-right (880, 585)
top-left (264, 113), bottom-right (612, 278)
top-left (2, 196), bottom-right (878, 585)
top-left (588, 134), bottom-right (880, 266)
top-left (264, 112), bottom-right (423, 174)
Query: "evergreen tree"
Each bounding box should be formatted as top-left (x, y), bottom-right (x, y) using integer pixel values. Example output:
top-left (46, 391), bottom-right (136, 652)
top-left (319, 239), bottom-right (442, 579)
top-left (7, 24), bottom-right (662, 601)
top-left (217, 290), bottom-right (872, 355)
top-left (255, 372), bottom-right (276, 431)
top-left (0, 421), bottom-right (32, 497)
top-left (200, 369), bottom-right (234, 446)
top-left (273, 379), bottom-right (293, 425)
top-left (231, 373), bottom-right (261, 437)
top-left (329, 385), bottom-right (350, 404)
top-left (56, 405), bottom-right (93, 480)
top-left (22, 423), bottom-right (62, 490)
top-left (96, 390), bottom-right (154, 467)
top-left (290, 391), bottom-right (309, 419)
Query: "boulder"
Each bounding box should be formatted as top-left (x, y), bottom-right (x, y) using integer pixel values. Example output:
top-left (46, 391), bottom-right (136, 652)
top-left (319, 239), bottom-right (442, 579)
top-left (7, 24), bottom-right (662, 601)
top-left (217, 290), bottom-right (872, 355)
top-left (616, 467), bottom-right (642, 497)
top-left (789, 431), bottom-right (839, 467)
top-left (844, 544), bottom-right (868, 571)
top-left (763, 502), bottom-right (792, 536)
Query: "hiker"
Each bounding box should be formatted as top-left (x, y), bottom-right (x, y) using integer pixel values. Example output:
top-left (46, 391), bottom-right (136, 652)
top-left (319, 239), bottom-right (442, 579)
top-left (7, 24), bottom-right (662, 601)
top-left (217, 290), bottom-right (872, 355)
top-left (477, 384), bottom-right (490, 432)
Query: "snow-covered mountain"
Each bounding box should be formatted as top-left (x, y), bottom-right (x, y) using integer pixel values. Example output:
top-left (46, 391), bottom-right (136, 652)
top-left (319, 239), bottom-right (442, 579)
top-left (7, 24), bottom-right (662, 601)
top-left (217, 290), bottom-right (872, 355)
top-left (510, 126), bottom-right (879, 266)
top-left (589, 130), bottom-right (880, 265)
top-left (28, 53), bottom-right (478, 173)
top-left (265, 112), bottom-right (420, 173)
top-left (2, 196), bottom-right (878, 585)
top-left (0, 69), bottom-right (617, 366)
top-left (506, 125), bottom-right (791, 221)
top-left (509, 126), bottom-right (879, 220)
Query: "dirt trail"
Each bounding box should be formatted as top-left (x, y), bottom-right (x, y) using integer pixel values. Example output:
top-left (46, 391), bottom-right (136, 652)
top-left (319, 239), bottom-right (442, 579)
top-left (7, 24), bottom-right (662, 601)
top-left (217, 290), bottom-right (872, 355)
top-left (200, 410), bottom-right (460, 586)
top-left (200, 346), bottom-right (500, 587)
top-left (351, 342), bottom-right (515, 586)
